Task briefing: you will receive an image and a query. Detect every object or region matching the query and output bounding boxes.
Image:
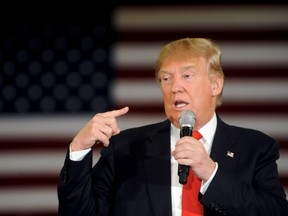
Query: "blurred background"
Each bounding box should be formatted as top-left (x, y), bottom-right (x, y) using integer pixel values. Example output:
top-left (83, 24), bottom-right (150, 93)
top-left (0, 2), bottom-right (287, 215)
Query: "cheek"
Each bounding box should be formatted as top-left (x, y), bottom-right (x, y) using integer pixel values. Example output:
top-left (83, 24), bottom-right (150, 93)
top-left (161, 87), bottom-right (170, 100)
top-left (162, 95), bottom-right (173, 108)
top-left (188, 83), bottom-right (212, 101)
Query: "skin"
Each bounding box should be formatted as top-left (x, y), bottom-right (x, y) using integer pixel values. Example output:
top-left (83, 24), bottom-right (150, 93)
top-left (159, 56), bottom-right (223, 182)
top-left (70, 56), bottom-right (224, 182)
top-left (70, 106), bottom-right (129, 151)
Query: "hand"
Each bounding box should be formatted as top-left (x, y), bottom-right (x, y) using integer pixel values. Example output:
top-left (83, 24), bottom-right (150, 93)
top-left (70, 106), bottom-right (129, 151)
top-left (172, 136), bottom-right (216, 182)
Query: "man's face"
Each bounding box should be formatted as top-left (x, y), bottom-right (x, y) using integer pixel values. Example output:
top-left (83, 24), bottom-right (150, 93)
top-left (159, 57), bottom-right (220, 129)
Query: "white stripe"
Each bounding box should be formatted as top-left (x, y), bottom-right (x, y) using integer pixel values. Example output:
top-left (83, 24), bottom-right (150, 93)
top-left (220, 42), bottom-right (288, 67)
top-left (0, 151), bottom-right (287, 214)
top-left (0, 114), bottom-right (288, 138)
top-left (111, 42), bottom-right (163, 68)
top-left (115, 5), bottom-right (288, 30)
top-left (0, 185), bottom-right (287, 213)
top-left (0, 114), bottom-right (93, 138)
top-left (220, 114), bottom-right (288, 140)
top-left (111, 78), bottom-right (288, 104)
top-left (112, 42), bottom-right (288, 68)
top-left (278, 151), bottom-right (288, 176)
top-left (118, 114), bottom-right (288, 140)
top-left (0, 149), bottom-right (287, 176)
top-left (223, 78), bottom-right (288, 103)
top-left (111, 78), bottom-right (162, 104)
top-left (0, 187), bottom-right (57, 212)
top-left (0, 150), bottom-right (66, 175)
top-left (0, 150), bottom-right (100, 175)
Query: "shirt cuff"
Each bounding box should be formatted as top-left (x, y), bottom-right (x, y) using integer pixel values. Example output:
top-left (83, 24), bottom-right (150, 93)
top-left (69, 144), bottom-right (91, 161)
top-left (200, 162), bottom-right (218, 194)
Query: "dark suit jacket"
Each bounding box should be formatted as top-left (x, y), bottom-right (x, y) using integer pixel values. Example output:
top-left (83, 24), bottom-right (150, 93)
top-left (58, 114), bottom-right (288, 216)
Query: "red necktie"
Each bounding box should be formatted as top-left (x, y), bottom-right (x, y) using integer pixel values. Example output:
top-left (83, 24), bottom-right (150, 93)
top-left (181, 131), bottom-right (203, 216)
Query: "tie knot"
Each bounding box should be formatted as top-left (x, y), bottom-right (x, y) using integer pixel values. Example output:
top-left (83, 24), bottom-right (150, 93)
top-left (192, 131), bottom-right (202, 140)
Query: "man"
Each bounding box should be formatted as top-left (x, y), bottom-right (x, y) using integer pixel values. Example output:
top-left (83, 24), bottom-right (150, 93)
top-left (58, 38), bottom-right (288, 215)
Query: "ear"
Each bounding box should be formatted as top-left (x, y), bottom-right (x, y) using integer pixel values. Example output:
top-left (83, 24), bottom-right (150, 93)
top-left (211, 76), bottom-right (224, 96)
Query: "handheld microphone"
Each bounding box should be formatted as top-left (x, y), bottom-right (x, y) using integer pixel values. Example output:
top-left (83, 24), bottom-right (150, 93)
top-left (178, 110), bottom-right (196, 184)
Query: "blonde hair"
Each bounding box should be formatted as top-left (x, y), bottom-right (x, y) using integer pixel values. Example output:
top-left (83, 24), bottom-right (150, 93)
top-left (155, 37), bottom-right (225, 107)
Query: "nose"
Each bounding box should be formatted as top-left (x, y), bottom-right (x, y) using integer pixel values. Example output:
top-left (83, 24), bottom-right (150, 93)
top-left (171, 76), bottom-right (183, 93)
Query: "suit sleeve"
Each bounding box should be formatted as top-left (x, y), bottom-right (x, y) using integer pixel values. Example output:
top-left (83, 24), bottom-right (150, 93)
top-left (57, 149), bottom-right (98, 216)
top-left (200, 139), bottom-right (288, 216)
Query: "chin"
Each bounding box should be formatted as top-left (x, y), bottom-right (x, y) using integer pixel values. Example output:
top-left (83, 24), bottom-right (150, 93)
top-left (165, 107), bottom-right (181, 118)
top-left (168, 115), bottom-right (181, 128)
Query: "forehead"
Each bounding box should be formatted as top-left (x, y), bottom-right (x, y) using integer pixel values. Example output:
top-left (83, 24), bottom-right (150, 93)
top-left (160, 57), bottom-right (207, 71)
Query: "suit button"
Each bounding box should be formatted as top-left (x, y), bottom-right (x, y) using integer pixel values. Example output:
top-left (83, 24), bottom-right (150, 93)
top-left (210, 202), bottom-right (216, 208)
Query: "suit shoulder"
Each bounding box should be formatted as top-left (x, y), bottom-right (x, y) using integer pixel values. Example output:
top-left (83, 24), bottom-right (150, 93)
top-left (217, 115), bottom-right (275, 142)
top-left (228, 123), bottom-right (275, 142)
top-left (217, 115), bottom-right (278, 152)
top-left (223, 125), bottom-right (279, 160)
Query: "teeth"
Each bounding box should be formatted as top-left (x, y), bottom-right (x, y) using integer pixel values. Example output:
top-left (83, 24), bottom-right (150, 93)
top-left (176, 103), bottom-right (186, 108)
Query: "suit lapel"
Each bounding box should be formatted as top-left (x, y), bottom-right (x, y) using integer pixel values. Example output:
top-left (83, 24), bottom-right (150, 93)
top-left (137, 116), bottom-right (241, 216)
top-left (210, 116), bottom-right (241, 173)
top-left (142, 120), bottom-right (173, 216)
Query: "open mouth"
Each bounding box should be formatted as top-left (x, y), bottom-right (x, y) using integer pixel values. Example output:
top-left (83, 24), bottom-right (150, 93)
top-left (175, 100), bottom-right (188, 108)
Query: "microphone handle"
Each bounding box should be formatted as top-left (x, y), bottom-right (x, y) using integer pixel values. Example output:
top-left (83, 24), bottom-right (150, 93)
top-left (180, 126), bottom-right (192, 138)
top-left (178, 126), bottom-right (192, 184)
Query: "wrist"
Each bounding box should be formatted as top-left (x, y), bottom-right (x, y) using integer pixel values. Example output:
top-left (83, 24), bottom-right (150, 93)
top-left (70, 141), bottom-right (84, 152)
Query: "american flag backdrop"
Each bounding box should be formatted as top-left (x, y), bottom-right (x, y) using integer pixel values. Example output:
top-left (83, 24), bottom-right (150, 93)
top-left (0, 3), bottom-right (288, 215)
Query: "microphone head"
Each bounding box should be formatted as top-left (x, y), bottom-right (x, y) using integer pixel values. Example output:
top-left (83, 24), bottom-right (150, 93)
top-left (179, 110), bottom-right (195, 128)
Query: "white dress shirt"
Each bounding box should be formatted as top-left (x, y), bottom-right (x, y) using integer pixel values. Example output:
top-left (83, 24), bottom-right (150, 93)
top-left (170, 113), bottom-right (218, 216)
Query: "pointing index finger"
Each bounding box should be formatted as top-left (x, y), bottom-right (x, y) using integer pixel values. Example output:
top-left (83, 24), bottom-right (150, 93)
top-left (102, 106), bottom-right (129, 118)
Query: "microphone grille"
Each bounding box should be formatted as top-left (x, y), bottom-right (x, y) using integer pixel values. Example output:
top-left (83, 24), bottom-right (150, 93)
top-left (179, 110), bottom-right (195, 128)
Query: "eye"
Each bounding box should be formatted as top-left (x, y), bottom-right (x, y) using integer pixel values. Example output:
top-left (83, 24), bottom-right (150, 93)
top-left (183, 74), bottom-right (190, 78)
top-left (161, 77), bottom-right (170, 83)
top-left (182, 73), bottom-right (192, 79)
top-left (160, 74), bottom-right (172, 82)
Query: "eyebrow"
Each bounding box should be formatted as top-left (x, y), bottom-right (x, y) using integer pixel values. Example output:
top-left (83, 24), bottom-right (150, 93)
top-left (182, 65), bottom-right (197, 70)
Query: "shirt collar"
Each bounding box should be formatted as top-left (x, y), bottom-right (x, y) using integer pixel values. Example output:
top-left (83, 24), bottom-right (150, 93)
top-left (198, 112), bottom-right (217, 148)
top-left (170, 112), bottom-right (217, 148)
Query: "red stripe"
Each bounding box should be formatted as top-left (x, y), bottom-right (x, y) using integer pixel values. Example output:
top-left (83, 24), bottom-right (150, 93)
top-left (0, 139), bottom-right (70, 150)
top-left (0, 175), bottom-right (58, 188)
top-left (118, 3), bottom-right (287, 7)
top-left (113, 103), bottom-right (288, 115)
top-left (0, 213), bottom-right (56, 216)
top-left (117, 29), bottom-right (288, 42)
top-left (280, 176), bottom-right (288, 186)
top-left (217, 104), bottom-right (288, 114)
top-left (0, 137), bottom-right (288, 151)
top-left (0, 139), bottom-right (102, 151)
top-left (116, 67), bottom-right (288, 79)
top-left (1, 175), bottom-right (287, 188)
